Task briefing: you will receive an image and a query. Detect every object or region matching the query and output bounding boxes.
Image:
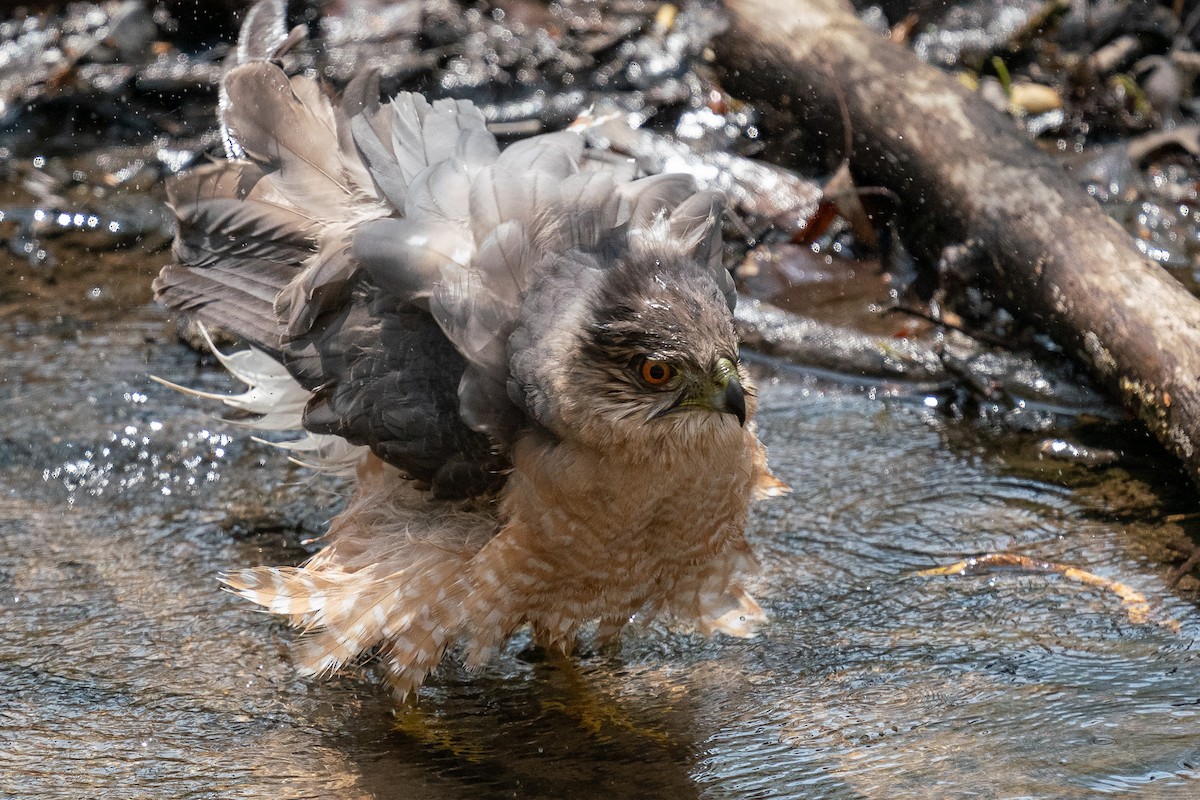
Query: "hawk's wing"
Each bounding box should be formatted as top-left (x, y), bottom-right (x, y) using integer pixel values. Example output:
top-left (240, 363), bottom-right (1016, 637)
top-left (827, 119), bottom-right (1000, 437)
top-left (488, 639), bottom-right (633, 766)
top-left (155, 61), bottom-right (504, 496)
top-left (155, 25), bottom-right (732, 498)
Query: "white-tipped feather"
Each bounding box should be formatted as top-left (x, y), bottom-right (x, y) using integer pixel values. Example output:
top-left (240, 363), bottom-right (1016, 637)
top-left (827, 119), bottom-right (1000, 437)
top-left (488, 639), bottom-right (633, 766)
top-left (251, 433), bottom-right (367, 476)
top-left (154, 324), bottom-right (368, 473)
top-left (169, 324), bottom-right (307, 421)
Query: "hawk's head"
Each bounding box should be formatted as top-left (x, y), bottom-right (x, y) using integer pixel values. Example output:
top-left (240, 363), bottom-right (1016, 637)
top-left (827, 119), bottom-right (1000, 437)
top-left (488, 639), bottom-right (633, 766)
top-left (508, 220), bottom-right (750, 454)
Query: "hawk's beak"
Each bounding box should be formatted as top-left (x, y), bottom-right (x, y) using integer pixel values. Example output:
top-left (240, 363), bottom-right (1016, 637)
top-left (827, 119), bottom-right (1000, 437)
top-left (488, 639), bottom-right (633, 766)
top-left (653, 357), bottom-right (746, 426)
top-left (710, 356), bottom-right (746, 426)
top-left (652, 359), bottom-right (744, 429)
top-left (719, 375), bottom-right (747, 427)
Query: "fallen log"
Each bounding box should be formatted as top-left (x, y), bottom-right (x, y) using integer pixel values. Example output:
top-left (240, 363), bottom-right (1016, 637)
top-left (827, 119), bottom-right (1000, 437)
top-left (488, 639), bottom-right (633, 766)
top-left (734, 297), bottom-right (944, 381)
top-left (717, 0), bottom-right (1200, 487)
top-left (734, 299), bottom-right (1110, 415)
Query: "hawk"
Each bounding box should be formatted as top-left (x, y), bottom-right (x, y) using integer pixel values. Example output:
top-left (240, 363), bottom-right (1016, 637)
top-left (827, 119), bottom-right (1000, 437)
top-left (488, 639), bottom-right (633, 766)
top-left (155, 3), bottom-right (787, 698)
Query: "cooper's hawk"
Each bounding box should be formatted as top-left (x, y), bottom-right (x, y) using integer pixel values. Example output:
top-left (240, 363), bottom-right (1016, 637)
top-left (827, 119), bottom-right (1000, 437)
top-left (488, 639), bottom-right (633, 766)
top-left (155, 2), bottom-right (787, 698)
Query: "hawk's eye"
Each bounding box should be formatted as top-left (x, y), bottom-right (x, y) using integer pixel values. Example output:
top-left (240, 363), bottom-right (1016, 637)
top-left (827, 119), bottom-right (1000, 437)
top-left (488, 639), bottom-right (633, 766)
top-left (637, 358), bottom-right (676, 387)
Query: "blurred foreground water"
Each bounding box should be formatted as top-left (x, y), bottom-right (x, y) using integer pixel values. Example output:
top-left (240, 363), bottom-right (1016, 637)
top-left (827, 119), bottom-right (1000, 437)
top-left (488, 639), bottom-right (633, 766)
top-left (2, 283), bottom-right (1199, 799)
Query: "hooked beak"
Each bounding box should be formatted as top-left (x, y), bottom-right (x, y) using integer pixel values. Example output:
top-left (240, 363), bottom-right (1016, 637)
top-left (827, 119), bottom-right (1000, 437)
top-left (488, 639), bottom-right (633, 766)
top-left (711, 356), bottom-right (746, 426)
top-left (653, 357), bottom-right (747, 427)
top-left (719, 374), bottom-right (747, 427)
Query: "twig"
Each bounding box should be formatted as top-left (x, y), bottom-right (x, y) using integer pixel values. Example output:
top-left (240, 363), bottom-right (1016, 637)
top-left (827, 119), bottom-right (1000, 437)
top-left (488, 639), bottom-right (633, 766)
top-left (918, 552), bottom-right (1179, 631)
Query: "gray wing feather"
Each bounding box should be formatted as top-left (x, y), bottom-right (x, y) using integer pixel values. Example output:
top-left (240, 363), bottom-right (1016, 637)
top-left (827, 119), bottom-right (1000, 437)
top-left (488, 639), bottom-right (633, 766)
top-left (339, 68), bottom-right (380, 119)
top-left (219, 0), bottom-right (285, 159)
top-left (466, 132), bottom-right (580, 241)
top-left (355, 217), bottom-right (474, 308)
top-left (454, 127), bottom-right (503, 172)
top-left (168, 161), bottom-right (319, 268)
top-left (350, 113), bottom-right (411, 209)
top-left (405, 158), bottom-right (473, 229)
top-left (616, 173), bottom-right (699, 228)
top-left (157, 8), bottom-right (734, 497)
top-left (349, 90), bottom-right (495, 218)
top-left (468, 133), bottom-right (580, 240)
top-left (233, 0), bottom-right (295, 65)
top-left (223, 64), bottom-right (352, 219)
top-left (474, 220), bottom-right (532, 300)
top-left (155, 260), bottom-right (290, 350)
top-left (388, 95), bottom-right (489, 187)
top-left (538, 170), bottom-right (621, 252)
top-left (668, 190), bottom-right (734, 310)
top-left (495, 131), bottom-right (584, 174)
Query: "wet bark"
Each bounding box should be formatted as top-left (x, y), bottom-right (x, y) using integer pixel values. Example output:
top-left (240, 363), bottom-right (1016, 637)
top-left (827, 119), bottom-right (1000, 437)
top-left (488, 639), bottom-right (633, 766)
top-left (734, 298), bottom-right (944, 381)
top-left (717, 0), bottom-right (1200, 488)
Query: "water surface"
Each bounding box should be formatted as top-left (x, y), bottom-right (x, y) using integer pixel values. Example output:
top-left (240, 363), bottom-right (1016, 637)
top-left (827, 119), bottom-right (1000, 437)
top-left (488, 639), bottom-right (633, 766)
top-left (2, 298), bottom-right (1198, 798)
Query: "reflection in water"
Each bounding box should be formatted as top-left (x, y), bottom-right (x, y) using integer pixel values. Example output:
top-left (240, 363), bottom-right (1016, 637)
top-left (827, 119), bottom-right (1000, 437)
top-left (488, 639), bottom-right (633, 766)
top-left (2, 315), bottom-right (1200, 798)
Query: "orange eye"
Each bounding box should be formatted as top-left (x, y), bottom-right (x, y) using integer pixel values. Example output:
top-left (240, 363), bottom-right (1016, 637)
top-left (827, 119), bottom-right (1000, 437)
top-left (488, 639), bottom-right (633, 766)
top-left (639, 359), bottom-right (676, 387)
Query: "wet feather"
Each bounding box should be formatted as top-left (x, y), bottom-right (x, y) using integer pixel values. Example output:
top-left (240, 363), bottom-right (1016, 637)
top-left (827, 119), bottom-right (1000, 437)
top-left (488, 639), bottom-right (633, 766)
top-left (154, 0), bottom-right (785, 699)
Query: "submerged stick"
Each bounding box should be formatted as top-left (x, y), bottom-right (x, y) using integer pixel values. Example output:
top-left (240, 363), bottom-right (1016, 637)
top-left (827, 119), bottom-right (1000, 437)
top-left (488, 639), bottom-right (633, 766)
top-left (718, 0), bottom-right (1200, 489)
top-left (918, 553), bottom-right (1178, 631)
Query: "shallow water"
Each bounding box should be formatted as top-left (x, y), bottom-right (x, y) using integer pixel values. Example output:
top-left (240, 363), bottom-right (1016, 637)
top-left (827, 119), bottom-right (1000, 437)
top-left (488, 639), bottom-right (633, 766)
top-left (2, 293), bottom-right (1199, 799)
top-left (2, 0), bottom-right (1199, 793)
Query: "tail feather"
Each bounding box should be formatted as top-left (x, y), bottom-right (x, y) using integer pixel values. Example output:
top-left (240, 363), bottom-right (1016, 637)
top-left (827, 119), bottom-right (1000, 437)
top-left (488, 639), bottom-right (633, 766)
top-left (223, 458), bottom-right (498, 698)
top-left (223, 565), bottom-right (336, 617)
top-left (151, 326), bottom-right (370, 473)
top-left (224, 549), bottom-right (478, 697)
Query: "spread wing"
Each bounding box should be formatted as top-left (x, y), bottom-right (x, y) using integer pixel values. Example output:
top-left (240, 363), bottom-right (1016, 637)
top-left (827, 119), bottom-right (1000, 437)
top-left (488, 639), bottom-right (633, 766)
top-left (154, 8), bottom-right (731, 498)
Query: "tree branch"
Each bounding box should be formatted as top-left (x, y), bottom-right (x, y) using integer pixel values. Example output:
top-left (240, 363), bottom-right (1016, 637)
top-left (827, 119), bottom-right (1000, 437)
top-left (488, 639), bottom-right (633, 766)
top-left (718, 0), bottom-right (1200, 486)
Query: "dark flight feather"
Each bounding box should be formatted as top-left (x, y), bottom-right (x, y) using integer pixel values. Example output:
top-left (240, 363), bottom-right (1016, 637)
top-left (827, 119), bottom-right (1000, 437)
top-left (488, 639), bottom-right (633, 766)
top-left (155, 6), bottom-right (732, 496)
